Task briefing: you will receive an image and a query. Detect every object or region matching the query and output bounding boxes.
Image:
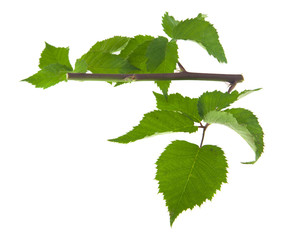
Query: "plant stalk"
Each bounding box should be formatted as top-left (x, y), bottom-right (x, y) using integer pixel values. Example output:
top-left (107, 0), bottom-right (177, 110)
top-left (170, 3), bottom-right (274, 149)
top-left (67, 71), bottom-right (244, 84)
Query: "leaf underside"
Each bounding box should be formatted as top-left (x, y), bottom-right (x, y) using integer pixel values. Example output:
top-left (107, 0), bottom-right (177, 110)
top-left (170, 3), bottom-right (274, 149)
top-left (156, 140), bottom-right (228, 226)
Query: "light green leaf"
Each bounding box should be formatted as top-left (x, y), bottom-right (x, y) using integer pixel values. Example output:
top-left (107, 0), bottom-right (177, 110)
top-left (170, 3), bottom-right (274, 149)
top-left (22, 63), bottom-right (69, 89)
top-left (162, 12), bottom-right (180, 38)
top-left (146, 36), bottom-right (168, 72)
top-left (197, 89), bottom-right (261, 118)
top-left (203, 108), bottom-right (264, 163)
top-left (73, 58), bottom-right (88, 73)
top-left (83, 51), bottom-right (139, 74)
top-left (87, 36), bottom-right (130, 54)
top-left (156, 141), bottom-right (228, 226)
top-left (154, 92), bottom-right (202, 122)
top-left (119, 35), bottom-right (154, 59)
top-left (109, 110), bottom-right (198, 144)
top-left (172, 14), bottom-right (227, 63)
top-left (39, 42), bottom-right (73, 70)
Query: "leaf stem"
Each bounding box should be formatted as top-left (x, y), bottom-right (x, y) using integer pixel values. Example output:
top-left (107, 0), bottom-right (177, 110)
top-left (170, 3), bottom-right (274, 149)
top-left (200, 123), bottom-right (210, 148)
top-left (67, 71), bottom-right (244, 84)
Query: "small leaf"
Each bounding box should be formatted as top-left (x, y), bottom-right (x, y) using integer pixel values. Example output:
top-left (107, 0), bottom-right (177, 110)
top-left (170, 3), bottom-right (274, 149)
top-left (198, 90), bottom-right (239, 118)
top-left (39, 42), bottom-right (73, 70)
top-left (109, 110), bottom-right (198, 144)
top-left (203, 108), bottom-right (264, 163)
top-left (172, 14), bottom-right (227, 63)
top-left (22, 63), bottom-right (69, 89)
top-left (87, 36), bottom-right (130, 54)
top-left (73, 58), bottom-right (88, 73)
top-left (83, 51), bottom-right (139, 74)
top-left (162, 12), bottom-right (180, 38)
top-left (197, 89), bottom-right (261, 118)
top-left (146, 36), bottom-right (168, 72)
top-left (156, 141), bottom-right (228, 226)
top-left (154, 92), bottom-right (202, 122)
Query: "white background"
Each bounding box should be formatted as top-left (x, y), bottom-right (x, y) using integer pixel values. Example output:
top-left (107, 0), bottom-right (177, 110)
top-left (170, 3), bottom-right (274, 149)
top-left (1, 0), bottom-right (281, 239)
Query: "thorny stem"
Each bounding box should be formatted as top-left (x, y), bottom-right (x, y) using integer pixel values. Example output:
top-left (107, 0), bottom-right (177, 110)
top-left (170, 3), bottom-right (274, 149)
top-left (67, 71), bottom-right (244, 85)
top-left (200, 123), bottom-right (210, 148)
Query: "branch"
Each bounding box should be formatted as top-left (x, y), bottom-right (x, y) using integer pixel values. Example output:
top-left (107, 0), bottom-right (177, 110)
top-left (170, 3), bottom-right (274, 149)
top-left (67, 71), bottom-right (244, 84)
top-left (200, 123), bottom-right (210, 148)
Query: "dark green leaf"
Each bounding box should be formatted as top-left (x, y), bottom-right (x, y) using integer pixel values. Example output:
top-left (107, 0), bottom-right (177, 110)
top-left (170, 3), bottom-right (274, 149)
top-left (146, 36), bottom-right (168, 72)
top-left (172, 14), bottom-right (227, 63)
top-left (154, 92), bottom-right (202, 122)
top-left (39, 42), bottom-right (73, 70)
top-left (22, 64), bottom-right (69, 89)
top-left (156, 141), bottom-right (228, 226)
top-left (109, 110), bottom-right (198, 144)
top-left (162, 12), bottom-right (180, 38)
top-left (203, 108), bottom-right (264, 163)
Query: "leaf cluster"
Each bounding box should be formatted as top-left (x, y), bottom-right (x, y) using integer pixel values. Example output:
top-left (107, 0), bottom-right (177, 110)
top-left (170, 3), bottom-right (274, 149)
top-left (22, 12), bottom-right (227, 97)
top-left (110, 89), bottom-right (263, 225)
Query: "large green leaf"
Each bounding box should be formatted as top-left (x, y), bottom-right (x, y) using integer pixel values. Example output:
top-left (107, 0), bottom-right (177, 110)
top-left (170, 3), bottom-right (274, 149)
top-left (39, 42), bottom-right (73, 70)
top-left (109, 110), bottom-right (198, 144)
top-left (156, 141), bottom-right (228, 226)
top-left (197, 89), bottom-right (261, 118)
top-left (22, 63), bottom-right (69, 89)
top-left (203, 108), bottom-right (264, 163)
top-left (154, 92), bottom-right (202, 122)
top-left (162, 12), bottom-right (180, 38)
top-left (171, 14), bottom-right (227, 63)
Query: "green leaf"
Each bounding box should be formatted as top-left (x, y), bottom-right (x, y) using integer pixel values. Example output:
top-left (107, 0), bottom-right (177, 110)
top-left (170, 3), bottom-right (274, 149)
top-left (39, 42), bottom-right (73, 70)
top-left (154, 92), bottom-right (202, 122)
top-left (153, 40), bottom-right (178, 97)
top-left (83, 51), bottom-right (139, 74)
top-left (22, 63), bottom-right (69, 89)
top-left (146, 36), bottom-right (168, 72)
top-left (162, 12), bottom-right (180, 38)
top-left (109, 110), bottom-right (198, 144)
top-left (87, 36), bottom-right (130, 54)
top-left (156, 141), bottom-right (228, 226)
top-left (203, 108), bottom-right (264, 163)
top-left (172, 14), bottom-right (227, 63)
top-left (119, 35), bottom-right (154, 59)
top-left (73, 58), bottom-right (88, 73)
top-left (197, 89), bottom-right (261, 118)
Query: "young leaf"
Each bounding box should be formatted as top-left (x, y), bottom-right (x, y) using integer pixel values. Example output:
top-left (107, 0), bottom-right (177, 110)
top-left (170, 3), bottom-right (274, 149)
top-left (156, 140), bottom-right (228, 226)
top-left (39, 42), bottom-right (73, 70)
top-left (197, 89), bottom-right (261, 118)
top-left (203, 108), bottom-right (264, 163)
top-left (22, 64), bottom-right (69, 89)
top-left (109, 110), bottom-right (198, 144)
top-left (162, 12), bottom-right (180, 38)
top-left (82, 51), bottom-right (139, 74)
top-left (153, 92), bottom-right (202, 122)
top-left (87, 36), bottom-right (130, 54)
top-left (172, 14), bottom-right (227, 63)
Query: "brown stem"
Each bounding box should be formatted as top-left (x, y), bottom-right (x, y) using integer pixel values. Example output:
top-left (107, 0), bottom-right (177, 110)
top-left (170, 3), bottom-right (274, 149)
top-left (177, 61), bottom-right (187, 72)
top-left (200, 123), bottom-right (210, 148)
top-left (67, 71), bottom-right (244, 84)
